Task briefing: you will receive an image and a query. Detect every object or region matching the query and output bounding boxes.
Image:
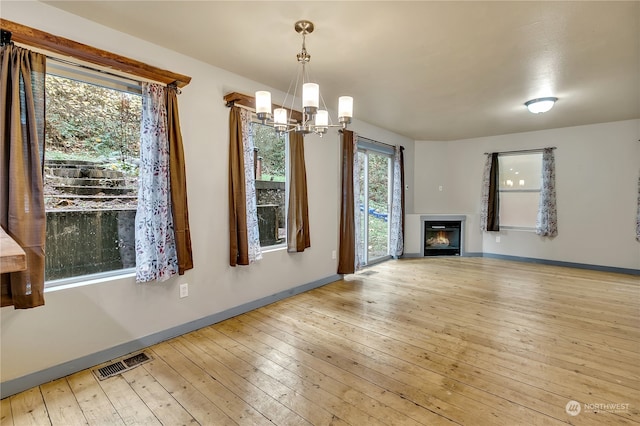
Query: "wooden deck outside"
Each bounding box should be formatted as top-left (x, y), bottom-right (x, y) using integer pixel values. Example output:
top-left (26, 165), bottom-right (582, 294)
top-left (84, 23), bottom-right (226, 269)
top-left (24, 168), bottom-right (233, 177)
top-left (1, 257), bottom-right (638, 425)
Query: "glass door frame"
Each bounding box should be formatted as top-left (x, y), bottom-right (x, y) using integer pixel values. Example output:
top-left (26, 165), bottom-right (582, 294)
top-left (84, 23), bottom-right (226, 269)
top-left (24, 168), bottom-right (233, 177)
top-left (357, 139), bottom-right (394, 266)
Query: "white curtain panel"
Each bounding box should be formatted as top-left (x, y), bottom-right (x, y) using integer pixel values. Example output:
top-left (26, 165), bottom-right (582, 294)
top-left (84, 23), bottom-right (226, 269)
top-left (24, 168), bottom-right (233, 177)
top-left (240, 109), bottom-right (263, 263)
top-left (536, 148), bottom-right (558, 237)
top-left (389, 145), bottom-right (404, 258)
top-left (135, 83), bottom-right (178, 282)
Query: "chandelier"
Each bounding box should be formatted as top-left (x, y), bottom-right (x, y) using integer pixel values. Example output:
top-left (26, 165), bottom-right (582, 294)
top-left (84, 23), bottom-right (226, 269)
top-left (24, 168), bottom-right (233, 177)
top-left (255, 20), bottom-right (353, 137)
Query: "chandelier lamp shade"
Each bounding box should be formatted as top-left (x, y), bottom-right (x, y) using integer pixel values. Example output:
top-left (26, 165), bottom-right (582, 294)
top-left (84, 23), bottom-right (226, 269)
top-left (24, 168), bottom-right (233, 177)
top-left (525, 97), bottom-right (558, 114)
top-left (255, 20), bottom-right (353, 136)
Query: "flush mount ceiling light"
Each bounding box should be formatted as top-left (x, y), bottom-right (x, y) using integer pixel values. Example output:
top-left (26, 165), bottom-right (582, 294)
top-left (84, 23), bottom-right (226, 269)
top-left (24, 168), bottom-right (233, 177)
top-left (525, 97), bottom-right (558, 114)
top-left (255, 20), bottom-right (353, 137)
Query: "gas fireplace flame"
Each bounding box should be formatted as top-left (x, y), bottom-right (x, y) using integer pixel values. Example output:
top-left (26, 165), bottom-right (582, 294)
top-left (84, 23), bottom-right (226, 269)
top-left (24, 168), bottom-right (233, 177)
top-left (427, 231), bottom-right (450, 246)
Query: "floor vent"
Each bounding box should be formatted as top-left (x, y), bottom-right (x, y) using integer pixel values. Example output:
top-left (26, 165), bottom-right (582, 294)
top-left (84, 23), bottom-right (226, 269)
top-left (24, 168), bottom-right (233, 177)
top-left (359, 270), bottom-right (378, 276)
top-left (93, 352), bottom-right (152, 380)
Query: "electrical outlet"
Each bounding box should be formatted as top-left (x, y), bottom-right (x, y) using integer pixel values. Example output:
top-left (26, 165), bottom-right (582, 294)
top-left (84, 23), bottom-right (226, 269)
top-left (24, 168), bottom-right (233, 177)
top-left (495, 236), bottom-right (501, 243)
top-left (331, 250), bottom-right (337, 260)
top-left (179, 283), bottom-right (188, 298)
top-left (438, 185), bottom-right (443, 192)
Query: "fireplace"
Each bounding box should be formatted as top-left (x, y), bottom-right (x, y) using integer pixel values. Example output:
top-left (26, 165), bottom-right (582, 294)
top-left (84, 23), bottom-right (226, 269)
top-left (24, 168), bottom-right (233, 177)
top-left (421, 215), bottom-right (465, 256)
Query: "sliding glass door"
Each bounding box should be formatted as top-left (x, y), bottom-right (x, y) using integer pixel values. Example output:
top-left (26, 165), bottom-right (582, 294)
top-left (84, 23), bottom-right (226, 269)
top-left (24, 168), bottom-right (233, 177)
top-left (358, 149), bottom-right (391, 265)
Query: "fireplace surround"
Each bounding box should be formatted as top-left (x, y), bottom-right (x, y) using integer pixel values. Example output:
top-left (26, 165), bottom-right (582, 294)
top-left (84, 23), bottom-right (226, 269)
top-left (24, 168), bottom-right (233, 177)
top-left (420, 215), bottom-right (466, 257)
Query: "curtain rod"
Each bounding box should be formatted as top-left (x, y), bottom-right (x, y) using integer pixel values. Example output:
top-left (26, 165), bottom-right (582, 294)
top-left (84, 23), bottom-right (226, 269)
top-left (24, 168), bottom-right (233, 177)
top-left (48, 56), bottom-right (142, 86)
top-left (484, 147), bottom-right (556, 155)
top-left (49, 55), bottom-right (181, 93)
top-left (358, 135), bottom-right (401, 150)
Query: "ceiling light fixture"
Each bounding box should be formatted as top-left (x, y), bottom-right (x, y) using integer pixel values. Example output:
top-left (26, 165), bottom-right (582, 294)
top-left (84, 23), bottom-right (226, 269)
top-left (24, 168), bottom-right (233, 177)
top-left (255, 20), bottom-right (353, 137)
top-left (525, 97), bottom-right (558, 114)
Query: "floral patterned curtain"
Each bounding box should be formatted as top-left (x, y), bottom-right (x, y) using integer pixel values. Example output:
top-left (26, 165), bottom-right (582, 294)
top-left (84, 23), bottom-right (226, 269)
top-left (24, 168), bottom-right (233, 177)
top-left (241, 110), bottom-right (262, 263)
top-left (389, 145), bottom-right (404, 258)
top-left (135, 83), bottom-right (178, 282)
top-left (353, 134), bottom-right (363, 271)
top-left (636, 171), bottom-right (640, 241)
top-left (536, 148), bottom-right (558, 237)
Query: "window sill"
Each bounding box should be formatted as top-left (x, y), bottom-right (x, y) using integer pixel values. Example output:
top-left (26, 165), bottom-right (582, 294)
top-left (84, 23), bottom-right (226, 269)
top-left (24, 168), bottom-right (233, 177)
top-left (45, 269), bottom-right (135, 292)
top-left (500, 226), bottom-right (536, 232)
top-left (261, 244), bottom-right (288, 254)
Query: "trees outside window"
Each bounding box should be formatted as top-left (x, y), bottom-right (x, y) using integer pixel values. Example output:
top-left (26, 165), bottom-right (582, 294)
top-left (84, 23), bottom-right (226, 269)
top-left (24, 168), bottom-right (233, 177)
top-left (44, 73), bottom-right (142, 284)
top-left (251, 123), bottom-right (287, 247)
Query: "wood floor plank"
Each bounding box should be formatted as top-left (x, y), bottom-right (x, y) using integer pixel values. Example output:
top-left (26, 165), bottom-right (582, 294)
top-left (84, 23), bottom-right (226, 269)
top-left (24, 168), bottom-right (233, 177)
top-left (248, 306), bottom-right (563, 426)
top-left (300, 280), bottom-right (640, 396)
top-left (174, 334), bottom-right (317, 425)
top-left (120, 364), bottom-right (197, 426)
top-left (2, 257), bottom-right (638, 425)
top-left (201, 325), bottom-right (425, 426)
top-left (151, 341), bottom-right (271, 425)
top-left (66, 370), bottom-right (124, 426)
top-left (142, 347), bottom-right (238, 426)
top-left (193, 327), bottom-right (338, 426)
top-left (0, 397), bottom-right (13, 426)
top-left (8, 388), bottom-right (49, 426)
top-left (216, 316), bottom-right (458, 425)
top-left (40, 378), bottom-right (88, 426)
top-left (95, 374), bottom-right (160, 426)
top-left (280, 292), bottom-right (636, 425)
top-left (180, 331), bottom-right (316, 425)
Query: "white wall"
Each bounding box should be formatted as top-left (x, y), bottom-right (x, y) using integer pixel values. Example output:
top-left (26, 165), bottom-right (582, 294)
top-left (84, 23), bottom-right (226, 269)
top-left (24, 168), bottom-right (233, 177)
top-left (0, 2), bottom-right (413, 385)
top-left (410, 120), bottom-right (640, 270)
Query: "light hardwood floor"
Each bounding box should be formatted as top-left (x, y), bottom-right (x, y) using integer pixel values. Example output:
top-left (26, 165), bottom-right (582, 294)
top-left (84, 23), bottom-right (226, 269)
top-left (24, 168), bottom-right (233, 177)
top-left (1, 257), bottom-right (639, 425)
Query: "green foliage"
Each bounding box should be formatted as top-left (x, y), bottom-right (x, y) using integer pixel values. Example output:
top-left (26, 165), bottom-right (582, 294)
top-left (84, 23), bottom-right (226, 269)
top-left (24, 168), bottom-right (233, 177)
top-left (252, 122), bottom-right (286, 180)
top-left (45, 74), bottom-right (141, 165)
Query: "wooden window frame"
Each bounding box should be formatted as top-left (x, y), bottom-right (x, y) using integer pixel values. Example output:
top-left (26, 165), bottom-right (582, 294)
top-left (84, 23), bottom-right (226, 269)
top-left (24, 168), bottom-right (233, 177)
top-left (0, 19), bottom-right (190, 88)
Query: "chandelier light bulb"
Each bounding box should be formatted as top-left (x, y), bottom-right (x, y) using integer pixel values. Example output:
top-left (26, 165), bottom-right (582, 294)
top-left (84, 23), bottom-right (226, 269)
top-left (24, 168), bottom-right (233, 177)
top-left (274, 108), bottom-right (288, 125)
top-left (303, 83), bottom-right (319, 108)
top-left (525, 97), bottom-right (558, 114)
top-left (315, 110), bottom-right (329, 126)
top-left (255, 91), bottom-right (272, 114)
top-left (339, 96), bottom-right (353, 118)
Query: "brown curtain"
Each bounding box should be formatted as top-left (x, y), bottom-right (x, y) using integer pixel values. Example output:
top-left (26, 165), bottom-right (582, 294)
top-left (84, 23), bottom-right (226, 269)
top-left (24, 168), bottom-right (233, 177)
top-left (0, 44), bottom-right (46, 308)
top-left (337, 130), bottom-right (355, 274)
top-left (167, 87), bottom-right (193, 274)
top-left (487, 152), bottom-right (500, 231)
top-left (228, 106), bottom-right (248, 266)
top-left (287, 132), bottom-right (310, 252)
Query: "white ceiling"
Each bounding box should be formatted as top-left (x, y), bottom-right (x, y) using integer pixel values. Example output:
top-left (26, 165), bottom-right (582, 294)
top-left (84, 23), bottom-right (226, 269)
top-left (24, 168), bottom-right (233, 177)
top-left (43, 1), bottom-right (640, 141)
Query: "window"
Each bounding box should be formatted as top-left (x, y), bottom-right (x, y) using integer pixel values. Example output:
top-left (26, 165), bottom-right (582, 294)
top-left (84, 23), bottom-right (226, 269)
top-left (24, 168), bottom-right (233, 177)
top-left (251, 122), bottom-right (287, 247)
top-left (44, 66), bottom-right (142, 285)
top-left (498, 152), bottom-right (543, 229)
